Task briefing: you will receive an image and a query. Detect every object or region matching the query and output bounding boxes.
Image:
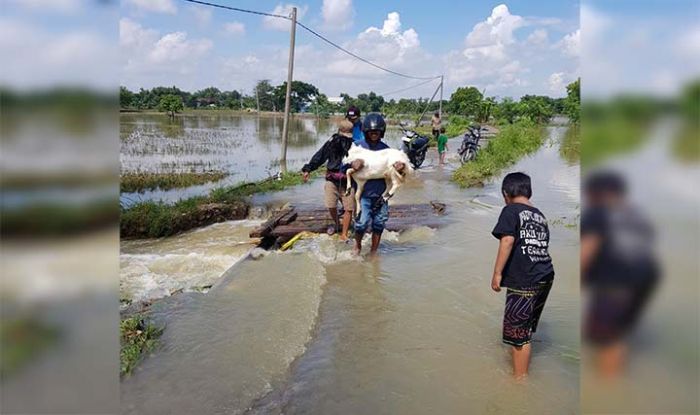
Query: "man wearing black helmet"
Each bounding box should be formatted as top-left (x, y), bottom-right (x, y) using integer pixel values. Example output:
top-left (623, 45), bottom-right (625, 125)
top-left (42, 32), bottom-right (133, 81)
top-left (347, 112), bottom-right (391, 256)
top-left (346, 105), bottom-right (363, 143)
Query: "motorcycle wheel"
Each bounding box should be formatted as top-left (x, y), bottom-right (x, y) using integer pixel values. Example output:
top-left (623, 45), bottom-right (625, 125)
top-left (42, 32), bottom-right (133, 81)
top-left (412, 150), bottom-right (426, 169)
top-left (460, 149), bottom-right (475, 164)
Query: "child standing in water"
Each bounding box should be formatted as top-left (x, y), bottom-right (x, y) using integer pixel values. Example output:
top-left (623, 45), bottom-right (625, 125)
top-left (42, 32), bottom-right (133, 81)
top-left (437, 127), bottom-right (448, 165)
top-left (490, 172), bottom-right (554, 379)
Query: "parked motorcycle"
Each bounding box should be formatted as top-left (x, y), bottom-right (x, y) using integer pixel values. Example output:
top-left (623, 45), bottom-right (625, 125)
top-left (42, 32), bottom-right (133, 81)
top-left (399, 124), bottom-right (430, 169)
top-left (458, 125), bottom-right (486, 164)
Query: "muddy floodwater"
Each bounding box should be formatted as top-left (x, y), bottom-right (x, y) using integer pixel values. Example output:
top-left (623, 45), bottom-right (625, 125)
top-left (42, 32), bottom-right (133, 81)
top-left (120, 119), bottom-right (581, 414)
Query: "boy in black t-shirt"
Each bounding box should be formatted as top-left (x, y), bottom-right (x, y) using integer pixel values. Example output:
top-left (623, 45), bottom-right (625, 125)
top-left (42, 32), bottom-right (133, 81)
top-left (490, 172), bottom-right (554, 379)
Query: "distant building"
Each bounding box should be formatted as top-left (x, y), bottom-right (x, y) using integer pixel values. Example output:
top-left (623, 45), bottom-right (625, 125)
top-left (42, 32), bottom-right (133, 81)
top-left (327, 96), bottom-right (343, 105)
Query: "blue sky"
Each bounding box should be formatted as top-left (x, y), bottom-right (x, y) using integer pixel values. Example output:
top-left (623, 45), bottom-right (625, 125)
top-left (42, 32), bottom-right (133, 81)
top-left (118, 0), bottom-right (581, 98)
top-left (1, 1), bottom-right (697, 98)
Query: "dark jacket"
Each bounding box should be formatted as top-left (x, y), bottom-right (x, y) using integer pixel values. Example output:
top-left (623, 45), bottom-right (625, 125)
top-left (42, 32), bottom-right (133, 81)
top-left (302, 133), bottom-right (353, 175)
top-left (342, 139), bottom-right (389, 199)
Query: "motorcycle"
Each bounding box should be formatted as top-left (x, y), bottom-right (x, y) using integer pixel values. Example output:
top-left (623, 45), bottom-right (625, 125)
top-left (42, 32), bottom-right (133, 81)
top-left (458, 125), bottom-right (486, 164)
top-left (399, 124), bottom-right (430, 169)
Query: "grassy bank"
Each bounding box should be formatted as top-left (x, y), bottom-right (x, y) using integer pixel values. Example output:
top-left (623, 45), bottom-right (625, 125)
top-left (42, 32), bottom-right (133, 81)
top-left (452, 120), bottom-right (546, 188)
top-left (560, 124), bottom-right (581, 164)
top-left (1, 314), bottom-right (59, 377)
top-left (120, 171), bottom-right (228, 193)
top-left (673, 122), bottom-right (700, 163)
top-left (120, 315), bottom-right (163, 377)
top-left (120, 172), bottom-right (312, 239)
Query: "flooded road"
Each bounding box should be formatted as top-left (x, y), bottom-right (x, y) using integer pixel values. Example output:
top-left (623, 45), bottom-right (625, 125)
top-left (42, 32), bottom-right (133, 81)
top-left (120, 124), bottom-right (580, 414)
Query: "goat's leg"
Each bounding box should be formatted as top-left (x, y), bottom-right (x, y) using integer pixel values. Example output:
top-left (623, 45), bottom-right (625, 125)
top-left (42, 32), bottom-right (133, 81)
top-left (344, 168), bottom-right (355, 196)
top-left (354, 180), bottom-right (365, 220)
top-left (383, 171), bottom-right (402, 202)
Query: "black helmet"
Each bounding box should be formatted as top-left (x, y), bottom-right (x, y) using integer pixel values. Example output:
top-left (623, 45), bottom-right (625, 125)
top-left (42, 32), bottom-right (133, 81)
top-left (346, 105), bottom-right (360, 118)
top-left (362, 112), bottom-right (386, 138)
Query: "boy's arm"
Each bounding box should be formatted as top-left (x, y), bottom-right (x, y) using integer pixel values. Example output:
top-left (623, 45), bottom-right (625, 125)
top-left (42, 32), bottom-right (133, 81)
top-left (491, 236), bottom-right (515, 292)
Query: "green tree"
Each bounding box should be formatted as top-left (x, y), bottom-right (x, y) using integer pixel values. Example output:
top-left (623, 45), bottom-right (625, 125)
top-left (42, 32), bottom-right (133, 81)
top-left (120, 86), bottom-right (134, 108)
top-left (495, 97), bottom-right (519, 124)
top-left (477, 96), bottom-right (496, 123)
top-left (449, 86), bottom-right (483, 117)
top-left (520, 96), bottom-right (553, 124)
top-left (255, 80), bottom-right (276, 111)
top-left (158, 94), bottom-right (184, 118)
top-left (273, 81), bottom-right (320, 113)
top-left (564, 78), bottom-right (580, 123)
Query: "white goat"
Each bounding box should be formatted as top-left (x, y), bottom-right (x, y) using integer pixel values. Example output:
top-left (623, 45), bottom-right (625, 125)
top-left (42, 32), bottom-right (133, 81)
top-left (342, 145), bottom-right (414, 217)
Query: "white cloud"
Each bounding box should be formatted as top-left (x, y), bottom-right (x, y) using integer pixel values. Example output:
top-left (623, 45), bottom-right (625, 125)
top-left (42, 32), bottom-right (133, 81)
top-left (527, 29), bottom-right (548, 46)
top-left (263, 4), bottom-right (308, 31)
top-left (149, 32), bottom-right (212, 64)
top-left (223, 22), bottom-right (246, 36)
top-left (463, 4), bottom-right (524, 61)
top-left (0, 17), bottom-right (115, 89)
top-left (120, 17), bottom-right (158, 49)
top-left (548, 72), bottom-right (566, 92)
top-left (124, 0), bottom-right (177, 14)
top-left (120, 18), bottom-right (213, 88)
top-left (675, 26), bottom-right (700, 58)
top-left (363, 12), bottom-right (419, 50)
top-left (191, 5), bottom-right (212, 25)
top-left (322, 0), bottom-right (353, 31)
top-left (558, 29), bottom-right (579, 57)
top-left (322, 12), bottom-right (424, 79)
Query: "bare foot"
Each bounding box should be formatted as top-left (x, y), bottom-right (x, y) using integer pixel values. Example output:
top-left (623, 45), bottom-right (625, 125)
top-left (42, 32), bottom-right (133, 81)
top-left (339, 234), bottom-right (349, 242)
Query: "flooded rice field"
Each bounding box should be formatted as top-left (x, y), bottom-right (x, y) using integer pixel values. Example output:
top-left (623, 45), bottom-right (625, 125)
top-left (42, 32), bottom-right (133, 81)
top-left (120, 119), bottom-right (582, 414)
top-left (119, 113), bottom-right (407, 206)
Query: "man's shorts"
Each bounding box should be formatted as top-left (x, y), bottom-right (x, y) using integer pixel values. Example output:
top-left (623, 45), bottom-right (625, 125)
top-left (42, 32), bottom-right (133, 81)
top-left (503, 282), bottom-right (553, 347)
top-left (324, 180), bottom-right (355, 210)
top-left (354, 196), bottom-right (389, 234)
top-left (584, 282), bottom-right (655, 346)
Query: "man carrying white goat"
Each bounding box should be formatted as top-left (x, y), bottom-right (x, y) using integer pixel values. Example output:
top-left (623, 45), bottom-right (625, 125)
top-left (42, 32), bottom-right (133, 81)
top-left (343, 113), bottom-right (399, 257)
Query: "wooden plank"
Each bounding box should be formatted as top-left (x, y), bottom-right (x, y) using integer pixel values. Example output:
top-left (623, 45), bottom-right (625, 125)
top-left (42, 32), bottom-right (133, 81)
top-left (277, 211), bottom-right (297, 225)
top-left (249, 207), bottom-right (294, 238)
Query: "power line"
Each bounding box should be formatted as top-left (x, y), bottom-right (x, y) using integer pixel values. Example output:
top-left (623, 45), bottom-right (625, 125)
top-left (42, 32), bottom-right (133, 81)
top-left (180, 0), bottom-right (441, 81)
top-left (295, 21), bottom-right (440, 81)
top-left (378, 78), bottom-right (439, 97)
top-left (182, 0), bottom-right (289, 19)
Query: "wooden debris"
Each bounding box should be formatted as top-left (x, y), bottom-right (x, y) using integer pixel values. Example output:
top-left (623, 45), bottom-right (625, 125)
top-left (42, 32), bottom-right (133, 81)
top-left (250, 202), bottom-right (448, 244)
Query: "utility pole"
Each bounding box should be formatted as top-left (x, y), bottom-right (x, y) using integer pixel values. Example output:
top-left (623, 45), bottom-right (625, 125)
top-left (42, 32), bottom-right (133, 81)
top-left (280, 7), bottom-right (297, 174)
top-left (438, 75), bottom-right (444, 120)
top-left (255, 83), bottom-right (260, 113)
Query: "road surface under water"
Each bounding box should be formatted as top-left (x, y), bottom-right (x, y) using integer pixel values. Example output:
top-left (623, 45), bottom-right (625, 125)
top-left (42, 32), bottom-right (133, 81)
top-left (120, 125), bottom-right (580, 414)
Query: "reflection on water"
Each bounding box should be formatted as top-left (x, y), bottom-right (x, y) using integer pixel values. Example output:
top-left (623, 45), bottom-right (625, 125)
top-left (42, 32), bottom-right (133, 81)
top-left (119, 113), bottom-right (407, 206)
top-left (121, 125), bottom-right (581, 414)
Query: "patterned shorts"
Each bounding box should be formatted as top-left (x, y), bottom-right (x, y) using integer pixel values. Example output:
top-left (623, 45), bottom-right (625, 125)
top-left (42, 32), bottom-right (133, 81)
top-left (503, 282), bottom-right (553, 347)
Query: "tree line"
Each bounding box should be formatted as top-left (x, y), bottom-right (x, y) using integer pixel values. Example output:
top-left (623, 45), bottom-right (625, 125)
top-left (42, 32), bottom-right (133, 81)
top-left (120, 78), bottom-right (580, 124)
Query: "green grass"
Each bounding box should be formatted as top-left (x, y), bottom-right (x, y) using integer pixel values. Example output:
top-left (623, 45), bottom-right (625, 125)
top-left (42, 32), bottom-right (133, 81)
top-left (120, 315), bottom-right (163, 377)
top-left (581, 114), bottom-right (647, 169)
top-left (2, 199), bottom-right (118, 237)
top-left (0, 314), bottom-right (60, 377)
top-left (120, 171), bottom-right (228, 193)
top-left (559, 124), bottom-right (581, 165)
top-left (120, 172), bottom-right (315, 239)
top-left (452, 119), bottom-right (546, 188)
top-left (672, 122), bottom-right (700, 163)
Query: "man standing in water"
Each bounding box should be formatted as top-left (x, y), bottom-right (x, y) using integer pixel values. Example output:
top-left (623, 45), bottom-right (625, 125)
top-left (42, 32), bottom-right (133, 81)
top-left (302, 120), bottom-right (356, 240)
top-left (348, 113), bottom-right (391, 256)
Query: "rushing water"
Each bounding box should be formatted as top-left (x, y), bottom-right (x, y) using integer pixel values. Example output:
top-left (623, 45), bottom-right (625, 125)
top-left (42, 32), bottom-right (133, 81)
top-left (120, 124), bottom-right (581, 414)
